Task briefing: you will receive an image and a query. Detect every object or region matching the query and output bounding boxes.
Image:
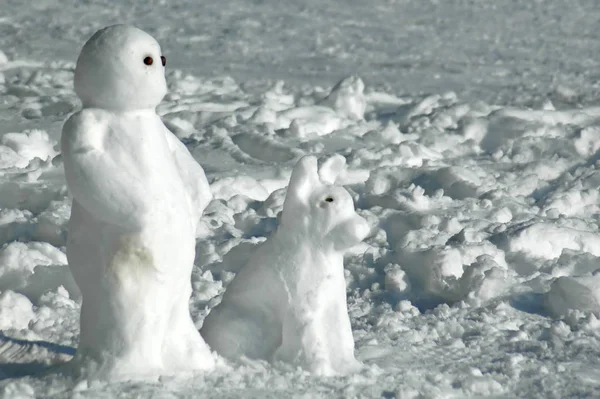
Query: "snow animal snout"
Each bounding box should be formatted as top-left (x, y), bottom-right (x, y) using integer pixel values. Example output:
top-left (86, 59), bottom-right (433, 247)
top-left (330, 213), bottom-right (370, 251)
top-left (281, 154), bottom-right (369, 249)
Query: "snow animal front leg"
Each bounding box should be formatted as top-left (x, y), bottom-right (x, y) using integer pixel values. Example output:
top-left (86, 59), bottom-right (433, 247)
top-left (274, 306), bottom-right (335, 376)
top-left (164, 127), bottom-right (212, 220)
top-left (326, 296), bottom-right (362, 373)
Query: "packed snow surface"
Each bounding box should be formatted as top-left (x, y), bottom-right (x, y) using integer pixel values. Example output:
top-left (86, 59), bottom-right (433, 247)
top-left (1, 0), bottom-right (600, 398)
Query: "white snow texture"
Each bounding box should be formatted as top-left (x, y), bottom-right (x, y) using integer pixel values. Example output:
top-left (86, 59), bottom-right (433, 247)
top-left (61, 25), bottom-right (214, 379)
top-left (4, 1), bottom-right (600, 397)
top-left (202, 154), bottom-right (369, 375)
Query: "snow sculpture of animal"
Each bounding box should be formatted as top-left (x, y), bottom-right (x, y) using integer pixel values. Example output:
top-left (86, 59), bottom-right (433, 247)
top-left (201, 154), bottom-right (369, 375)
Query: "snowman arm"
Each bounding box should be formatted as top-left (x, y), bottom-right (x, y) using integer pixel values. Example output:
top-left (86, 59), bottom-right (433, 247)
top-left (164, 128), bottom-right (212, 216)
top-left (61, 112), bottom-right (149, 228)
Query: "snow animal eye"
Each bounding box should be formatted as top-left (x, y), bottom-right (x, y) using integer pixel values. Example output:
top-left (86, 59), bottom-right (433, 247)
top-left (324, 196), bottom-right (334, 203)
top-left (161, 56), bottom-right (166, 66)
top-left (143, 56), bottom-right (153, 65)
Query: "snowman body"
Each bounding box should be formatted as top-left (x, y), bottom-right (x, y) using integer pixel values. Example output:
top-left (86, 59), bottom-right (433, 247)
top-left (62, 25), bottom-right (213, 378)
top-left (201, 155), bottom-right (369, 375)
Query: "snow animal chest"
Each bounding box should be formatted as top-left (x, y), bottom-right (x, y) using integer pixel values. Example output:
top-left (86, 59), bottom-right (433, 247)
top-left (283, 255), bottom-right (346, 314)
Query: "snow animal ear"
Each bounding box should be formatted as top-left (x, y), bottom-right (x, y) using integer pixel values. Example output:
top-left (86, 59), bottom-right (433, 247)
top-left (286, 155), bottom-right (320, 203)
top-left (318, 154), bottom-right (346, 185)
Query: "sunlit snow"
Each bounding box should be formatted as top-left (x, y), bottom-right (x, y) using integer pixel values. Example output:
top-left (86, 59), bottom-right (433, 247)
top-left (1, 0), bottom-right (600, 397)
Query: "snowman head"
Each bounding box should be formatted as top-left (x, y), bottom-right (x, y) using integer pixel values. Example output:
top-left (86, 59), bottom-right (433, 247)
top-left (74, 25), bottom-right (167, 111)
top-left (281, 155), bottom-right (369, 251)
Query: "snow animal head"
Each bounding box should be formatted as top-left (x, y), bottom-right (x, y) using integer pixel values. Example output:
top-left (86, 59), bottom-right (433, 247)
top-left (74, 25), bottom-right (167, 111)
top-left (281, 154), bottom-right (369, 250)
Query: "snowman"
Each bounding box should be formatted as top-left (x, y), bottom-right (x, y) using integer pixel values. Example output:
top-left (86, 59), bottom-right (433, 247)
top-left (61, 25), bottom-right (214, 378)
top-left (201, 154), bottom-right (369, 375)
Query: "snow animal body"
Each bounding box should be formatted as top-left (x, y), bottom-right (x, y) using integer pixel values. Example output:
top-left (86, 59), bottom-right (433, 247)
top-left (201, 155), bottom-right (369, 375)
top-left (61, 25), bottom-right (214, 378)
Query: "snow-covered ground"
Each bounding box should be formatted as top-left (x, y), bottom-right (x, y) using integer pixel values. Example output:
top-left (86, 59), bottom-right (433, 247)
top-left (2, 0), bottom-right (600, 397)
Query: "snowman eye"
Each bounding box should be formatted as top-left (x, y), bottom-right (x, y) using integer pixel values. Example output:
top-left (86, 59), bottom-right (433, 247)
top-left (324, 196), bottom-right (334, 203)
top-left (143, 56), bottom-right (153, 65)
top-left (161, 56), bottom-right (166, 66)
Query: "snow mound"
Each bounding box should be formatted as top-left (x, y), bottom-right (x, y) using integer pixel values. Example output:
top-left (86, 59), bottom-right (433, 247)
top-left (0, 291), bottom-right (35, 330)
top-left (493, 222), bottom-right (600, 262)
top-left (320, 76), bottom-right (366, 121)
top-left (546, 274), bottom-right (600, 317)
top-left (0, 130), bottom-right (57, 163)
